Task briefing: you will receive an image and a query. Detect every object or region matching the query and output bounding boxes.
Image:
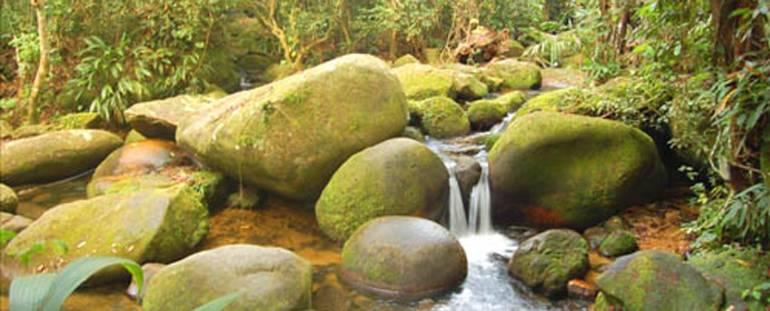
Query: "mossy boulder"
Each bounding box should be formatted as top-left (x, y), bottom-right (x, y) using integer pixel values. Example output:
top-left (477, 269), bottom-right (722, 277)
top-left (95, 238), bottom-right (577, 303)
top-left (452, 72), bottom-right (489, 100)
top-left (410, 97), bottom-right (470, 138)
top-left (598, 230), bottom-right (638, 257)
top-left (2, 184), bottom-right (209, 281)
top-left (504, 39), bottom-right (525, 58)
top-left (261, 63), bottom-right (298, 82)
top-left (1, 212), bottom-right (32, 233)
top-left (467, 100), bottom-right (508, 131)
top-left (402, 126), bottom-right (425, 142)
top-left (393, 63), bottom-right (455, 100)
top-left (393, 54), bottom-right (420, 67)
top-left (124, 130), bottom-right (147, 144)
top-left (594, 250), bottom-right (724, 311)
top-left (10, 124), bottom-right (51, 139)
top-left (340, 216), bottom-right (467, 301)
top-left (517, 87), bottom-right (591, 116)
top-left (0, 183), bottom-right (18, 213)
top-left (177, 54), bottom-right (408, 201)
top-left (495, 91), bottom-right (527, 111)
top-left (51, 112), bottom-right (105, 130)
top-left (484, 60), bottom-right (542, 90)
top-left (489, 112), bottom-right (667, 229)
top-left (316, 138), bottom-right (448, 241)
top-left (690, 248), bottom-right (770, 311)
top-left (125, 94), bottom-right (222, 140)
top-left (0, 130), bottom-right (123, 186)
top-left (508, 229), bottom-right (589, 297)
top-left (143, 244), bottom-right (312, 311)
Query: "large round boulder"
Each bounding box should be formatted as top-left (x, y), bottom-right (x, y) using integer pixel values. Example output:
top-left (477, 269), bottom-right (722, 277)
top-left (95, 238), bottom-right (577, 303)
top-left (410, 96), bottom-right (470, 139)
top-left (125, 93), bottom-right (223, 139)
top-left (0, 183), bottom-right (18, 213)
top-left (0, 130), bottom-right (123, 186)
top-left (316, 138), bottom-right (448, 241)
top-left (508, 229), bottom-right (589, 297)
top-left (393, 63), bottom-right (455, 100)
top-left (483, 60), bottom-right (542, 90)
top-left (2, 184), bottom-right (208, 281)
top-left (340, 216), bottom-right (467, 300)
top-left (594, 250), bottom-right (724, 311)
top-left (177, 54), bottom-right (408, 201)
top-left (489, 112), bottom-right (667, 229)
top-left (143, 245), bottom-right (312, 311)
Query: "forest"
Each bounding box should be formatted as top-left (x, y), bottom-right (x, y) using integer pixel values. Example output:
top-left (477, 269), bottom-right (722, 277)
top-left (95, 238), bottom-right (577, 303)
top-left (0, 0), bottom-right (769, 310)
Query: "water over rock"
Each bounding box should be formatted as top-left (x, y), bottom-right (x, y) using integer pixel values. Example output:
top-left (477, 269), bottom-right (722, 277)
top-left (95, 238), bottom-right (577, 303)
top-left (177, 54), bottom-right (407, 201)
top-left (0, 183), bottom-right (18, 213)
top-left (489, 112), bottom-right (667, 229)
top-left (142, 244), bottom-right (312, 311)
top-left (125, 93), bottom-right (224, 139)
top-left (316, 138), bottom-right (448, 241)
top-left (339, 216), bottom-right (467, 301)
top-left (0, 130), bottom-right (123, 186)
top-left (2, 184), bottom-right (208, 282)
top-left (508, 229), bottom-right (589, 297)
top-left (594, 250), bottom-right (724, 311)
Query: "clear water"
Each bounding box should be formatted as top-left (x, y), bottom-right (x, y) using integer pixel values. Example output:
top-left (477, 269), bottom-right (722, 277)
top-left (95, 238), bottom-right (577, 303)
top-left (468, 152), bottom-right (492, 235)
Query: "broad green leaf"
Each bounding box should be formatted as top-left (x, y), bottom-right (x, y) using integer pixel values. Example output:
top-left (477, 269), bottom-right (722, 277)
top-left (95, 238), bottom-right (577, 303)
top-left (9, 273), bottom-right (56, 311)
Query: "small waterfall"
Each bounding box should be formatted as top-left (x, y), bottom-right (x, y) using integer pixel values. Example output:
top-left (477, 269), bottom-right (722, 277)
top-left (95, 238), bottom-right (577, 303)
top-left (448, 165), bottom-right (469, 236)
top-left (468, 152), bottom-right (492, 234)
top-left (489, 112), bottom-right (516, 135)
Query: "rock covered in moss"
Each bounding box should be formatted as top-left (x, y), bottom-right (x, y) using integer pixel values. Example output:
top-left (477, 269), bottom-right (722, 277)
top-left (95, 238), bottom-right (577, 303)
top-left (401, 126), bottom-right (425, 142)
top-left (2, 184), bottom-right (209, 281)
top-left (504, 39), bottom-right (525, 58)
top-left (594, 250), bottom-right (724, 311)
top-left (598, 230), bottom-right (638, 257)
top-left (484, 60), bottom-right (542, 90)
top-left (517, 87), bottom-right (589, 116)
top-left (340, 216), bottom-right (467, 301)
top-left (143, 245), bottom-right (312, 311)
top-left (452, 72), bottom-right (489, 100)
top-left (393, 63), bottom-right (455, 100)
top-left (0, 183), bottom-right (18, 213)
top-left (177, 54), bottom-right (408, 201)
top-left (393, 54), bottom-right (420, 67)
top-left (0, 212), bottom-right (32, 233)
top-left (52, 112), bottom-right (105, 130)
top-left (124, 130), bottom-right (147, 144)
top-left (261, 63), bottom-right (298, 82)
top-left (410, 96), bottom-right (470, 138)
top-left (10, 124), bottom-right (50, 139)
top-left (126, 93), bottom-right (223, 139)
top-left (495, 91), bottom-right (527, 111)
top-left (489, 112), bottom-right (666, 229)
top-left (508, 229), bottom-right (589, 297)
top-left (0, 130), bottom-right (123, 186)
top-left (467, 100), bottom-right (508, 131)
top-left (316, 138), bottom-right (448, 241)
top-left (690, 248), bottom-right (770, 311)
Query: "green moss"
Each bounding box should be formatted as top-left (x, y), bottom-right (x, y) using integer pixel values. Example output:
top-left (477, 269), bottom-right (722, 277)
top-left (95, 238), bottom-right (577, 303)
top-left (412, 97), bottom-right (470, 138)
top-left (690, 247), bottom-right (770, 311)
top-left (0, 183), bottom-right (18, 213)
top-left (52, 112), bottom-right (104, 130)
top-left (393, 64), bottom-right (455, 100)
top-left (484, 60), bottom-right (542, 90)
top-left (598, 230), bottom-right (638, 257)
top-left (467, 100), bottom-right (508, 130)
top-left (393, 54), bottom-right (420, 67)
top-left (496, 91), bottom-right (527, 111)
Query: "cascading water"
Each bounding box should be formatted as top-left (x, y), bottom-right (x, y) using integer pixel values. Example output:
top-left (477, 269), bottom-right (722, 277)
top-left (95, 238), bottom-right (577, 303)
top-left (447, 162), bottom-right (469, 236)
top-left (468, 151), bottom-right (492, 235)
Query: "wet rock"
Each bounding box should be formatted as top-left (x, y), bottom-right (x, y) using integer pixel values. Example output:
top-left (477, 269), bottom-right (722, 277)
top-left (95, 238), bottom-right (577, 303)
top-left (583, 226), bottom-right (609, 249)
top-left (0, 212), bottom-right (32, 233)
top-left (2, 184), bottom-right (208, 282)
top-left (91, 140), bottom-right (195, 180)
top-left (689, 248), bottom-right (770, 311)
top-left (508, 229), bottom-right (589, 297)
top-left (0, 183), bottom-right (18, 213)
top-left (339, 216), bottom-right (467, 301)
top-left (393, 54), bottom-right (420, 68)
top-left (598, 230), bottom-right (638, 257)
top-left (225, 188), bottom-right (263, 209)
top-left (489, 112), bottom-right (667, 229)
top-left (142, 245), bottom-right (312, 311)
top-left (567, 279), bottom-right (597, 300)
top-left (594, 250), bottom-right (723, 311)
top-left (483, 60), bottom-right (542, 90)
top-left (401, 126), bottom-right (425, 142)
top-left (0, 130), bottom-right (123, 186)
top-left (453, 156), bottom-right (481, 204)
top-left (126, 263), bottom-right (167, 301)
top-left (124, 130), bottom-right (146, 144)
top-left (125, 94), bottom-right (222, 140)
top-left (410, 96), bottom-right (470, 139)
top-left (178, 54), bottom-right (407, 201)
top-left (452, 72), bottom-right (489, 100)
top-left (316, 138), bottom-right (448, 241)
top-left (467, 100), bottom-right (508, 131)
top-left (393, 63), bottom-right (455, 100)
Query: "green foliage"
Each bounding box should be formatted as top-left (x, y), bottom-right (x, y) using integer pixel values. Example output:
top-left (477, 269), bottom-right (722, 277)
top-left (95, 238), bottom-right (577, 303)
top-left (0, 229), bottom-right (17, 246)
top-left (521, 30), bottom-right (582, 67)
top-left (743, 281), bottom-right (770, 305)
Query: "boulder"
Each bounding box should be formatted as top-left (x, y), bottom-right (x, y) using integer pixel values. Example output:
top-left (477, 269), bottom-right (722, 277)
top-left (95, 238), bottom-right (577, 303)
top-left (0, 130), bottom-right (123, 186)
top-left (484, 60), bottom-right (542, 90)
top-left (340, 216), bottom-right (467, 301)
top-left (452, 72), bottom-right (489, 100)
top-left (598, 230), bottom-right (638, 257)
top-left (393, 54), bottom-right (420, 67)
top-left (2, 184), bottom-right (208, 281)
top-left (401, 126), bottom-right (425, 142)
top-left (508, 229), bottom-right (589, 297)
top-left (51, 112), bottom-right (105, 130)
top-left (0, 183), bottom-right (18, 213)
top-left (494, 91), bottom-right (527, 111)
top-left (91, 140), bottom-right (195, 180)
top-left (410, 97), bottom-right (470, 138)
top-left (0, 212), bottom-right (32, 233)
top-left (143, 245), bottom-right (312, 311)
top-left (489, 112), bottom-right (667, 229)
top-left (316, 138), bottom-right (448, 241)
top-left (393, 63), bottom-right (455, 100)
top-left (177, 54), bottom-right (408, 200)
top-left (467, 100), bottom-right (508, 131)
top-left (124, 130), bottom-right (147, 144)
top-left (125, 94), bottom-right (223, 139)
top-left (690, 248), bottom-right (770, 311)
top-left (453, 156), bottom-right (481, 205)
top-left (594, 250), bottom-right (724, 311)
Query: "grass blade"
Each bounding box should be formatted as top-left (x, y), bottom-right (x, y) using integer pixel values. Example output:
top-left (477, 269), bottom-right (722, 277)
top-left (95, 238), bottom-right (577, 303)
top-left (9, 273), bottom-right (56, 311)
top-left (193, 292), bottom-right (241, 311)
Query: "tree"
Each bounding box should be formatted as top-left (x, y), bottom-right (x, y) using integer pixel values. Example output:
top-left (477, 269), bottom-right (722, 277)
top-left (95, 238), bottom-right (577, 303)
top-left (27, 0), bottom-right (48, 124)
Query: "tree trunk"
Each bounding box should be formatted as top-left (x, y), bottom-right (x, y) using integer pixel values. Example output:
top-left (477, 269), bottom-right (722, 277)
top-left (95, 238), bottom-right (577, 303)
top-left (28, 0), bottom-right (49, 125)
top-left (711, 0), bottom-right (740, 66)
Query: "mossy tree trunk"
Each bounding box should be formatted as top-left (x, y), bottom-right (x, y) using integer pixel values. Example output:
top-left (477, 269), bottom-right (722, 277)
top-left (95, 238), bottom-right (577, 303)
top-left (27, 0), bottom-right (49, 125)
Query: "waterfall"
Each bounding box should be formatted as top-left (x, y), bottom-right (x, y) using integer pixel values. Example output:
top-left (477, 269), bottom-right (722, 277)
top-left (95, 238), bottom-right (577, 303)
top-left (468, 152), bottom-right (492, 234)
top-left (448, 167), bottom-right (469, 236)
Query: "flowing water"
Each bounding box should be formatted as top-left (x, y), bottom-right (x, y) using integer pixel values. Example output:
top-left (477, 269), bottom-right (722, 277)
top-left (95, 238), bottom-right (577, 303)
top-left (468, 152), bottom-right (492, 235)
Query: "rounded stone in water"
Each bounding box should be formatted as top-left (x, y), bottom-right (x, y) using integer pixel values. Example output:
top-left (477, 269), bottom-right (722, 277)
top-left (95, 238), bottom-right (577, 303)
top-left (339, 216), bottom-right (468, 301)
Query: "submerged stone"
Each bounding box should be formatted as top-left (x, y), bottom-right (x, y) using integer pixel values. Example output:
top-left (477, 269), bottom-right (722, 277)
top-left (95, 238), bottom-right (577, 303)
top-left (489, 112), bottom-right (667, 229)
top-left (594, 250), bottom-right (723, 311)
top-left (340, 216), bottom-right (467, 301)
top-left (316, 138), bottom-right (448, 241)
top-left (508, 229), bottom-right (589, 297)
top-left (2, 184), bottom-right (208, 281)
top-left (143, 244), bottom-right (312, 311)
top-left (0, 183), bottom-right (18, 213)
top-left (0, 130), bottom-right (123, 186)
top-left (177, 54), bottom-right (407, 201)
